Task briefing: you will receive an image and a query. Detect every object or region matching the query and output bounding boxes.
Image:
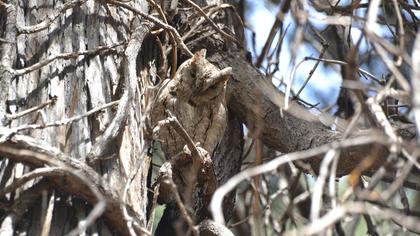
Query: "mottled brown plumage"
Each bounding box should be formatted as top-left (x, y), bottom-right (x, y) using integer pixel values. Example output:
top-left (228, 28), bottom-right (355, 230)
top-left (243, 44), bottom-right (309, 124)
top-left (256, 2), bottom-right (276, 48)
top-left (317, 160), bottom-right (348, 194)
top-left (151, 49), bottom-right (230, 159)
top-left (150, 49), bottom-right (232, 235)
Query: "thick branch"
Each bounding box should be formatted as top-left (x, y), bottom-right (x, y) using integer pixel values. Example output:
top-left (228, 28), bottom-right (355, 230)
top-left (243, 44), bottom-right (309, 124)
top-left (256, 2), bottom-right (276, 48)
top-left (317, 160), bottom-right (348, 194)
top-left (87, 24), bottom-right (149, 162)
top-left (207, 49), bottom-right (416, 176)
top-left (0, 134), bottom-right (147, 236)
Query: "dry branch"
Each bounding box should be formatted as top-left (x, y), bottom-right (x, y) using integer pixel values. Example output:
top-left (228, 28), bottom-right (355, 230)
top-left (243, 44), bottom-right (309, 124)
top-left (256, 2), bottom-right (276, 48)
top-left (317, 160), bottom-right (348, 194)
top-left (210, 135), bottom-right (389, 224)
top-left (12, 42), bottom-right (125, 76)
top-left (106, 0), bottom-right (193, 57)
top-left (207, 49), bottom-right (415, 176)
top-left (17, 0), bottom-right (88, 34)
top-left (182, 0), bottom-right (241, 47)
top-left (412, 29), bottom-right (420, 138)
top-left (87, 24), bottom-right (150, 162)
top-left (284, 201), bottom-right (420, 236)
top-left (0, 134), bottom-right (148, 236)
top-left (0, 100), bottom-right (119, 143)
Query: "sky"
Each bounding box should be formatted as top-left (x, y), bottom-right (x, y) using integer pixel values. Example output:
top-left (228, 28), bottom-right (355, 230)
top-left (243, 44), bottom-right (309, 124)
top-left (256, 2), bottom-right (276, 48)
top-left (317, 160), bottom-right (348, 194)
top-left (246, 1), bottom-right (345, 109)
top-left (244, 0), bottom-right (420, 200)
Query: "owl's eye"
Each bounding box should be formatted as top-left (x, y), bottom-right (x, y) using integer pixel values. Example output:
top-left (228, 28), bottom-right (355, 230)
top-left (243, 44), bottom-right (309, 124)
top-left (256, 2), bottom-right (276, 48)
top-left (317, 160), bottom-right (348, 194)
top-left (208, 84), bottom-right (217, 90)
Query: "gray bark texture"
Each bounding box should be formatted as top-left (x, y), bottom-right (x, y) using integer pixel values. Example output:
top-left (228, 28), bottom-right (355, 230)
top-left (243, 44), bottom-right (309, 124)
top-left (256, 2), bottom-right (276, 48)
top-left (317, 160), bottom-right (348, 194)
top-left (0, 0), bottom-right (417, 235)
top-left (0, 0), bottom-right (152, 235)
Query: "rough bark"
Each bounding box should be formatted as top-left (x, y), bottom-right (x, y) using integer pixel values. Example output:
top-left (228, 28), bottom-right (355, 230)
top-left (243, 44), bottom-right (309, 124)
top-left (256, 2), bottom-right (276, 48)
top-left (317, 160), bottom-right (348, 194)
top-left (0, 134), bottom-right (145, 235)
top-left (1, 0), bottom-right (152, 235)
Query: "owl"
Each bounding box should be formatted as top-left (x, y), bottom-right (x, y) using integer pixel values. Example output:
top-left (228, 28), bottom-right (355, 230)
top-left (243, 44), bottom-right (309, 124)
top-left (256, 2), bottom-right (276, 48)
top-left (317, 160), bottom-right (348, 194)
top-left (150, 49), bottom-right (231, 159)
top-left (150, 49), bottom-right (232, 235)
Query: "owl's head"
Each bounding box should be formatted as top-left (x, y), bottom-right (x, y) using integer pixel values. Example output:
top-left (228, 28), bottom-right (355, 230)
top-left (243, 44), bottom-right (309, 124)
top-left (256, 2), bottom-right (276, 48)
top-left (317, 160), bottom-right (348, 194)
top-left (174, 49), bottom-right (232, 105)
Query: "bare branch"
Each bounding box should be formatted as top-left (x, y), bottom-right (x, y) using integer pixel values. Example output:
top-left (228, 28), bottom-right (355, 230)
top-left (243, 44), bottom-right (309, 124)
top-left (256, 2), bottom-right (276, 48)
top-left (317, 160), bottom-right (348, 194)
top-left (86, 24), bottom-right (149, 162)
top-left (285, 202), bottom-right (420, 236)
top-left (255, 0), bottom-right (292, 67)
top-left (17, 0), bottom-right (87, 34)
top-left (0, 100), bottom-right (119, 143)
top-left (364, 0), bottom-right (410, 92)
top-left (211, 135), bottom-right (389, 224)
top-left (106, 0), bottom-right (193, 57)
top-left (40, 190), bottom-right (55, 236)
top-left (0, 134), bottom-right (143, 235)
top-left (411, 29), bottom-right (420, 139)
top-left (0, 167), bottom-right (64, 197)
top-left (4, 97), bottom-right (56, 121)
top-left (310, 149), bottom-right (340, 222)
top-left (182, 0), bottom-right (241, 47)
top-left (0, 146), bottom-right (106, 236)
top-left (156, 162), bottom-right (198, 236)
top-left (12, 41), bottom-right (125, 76)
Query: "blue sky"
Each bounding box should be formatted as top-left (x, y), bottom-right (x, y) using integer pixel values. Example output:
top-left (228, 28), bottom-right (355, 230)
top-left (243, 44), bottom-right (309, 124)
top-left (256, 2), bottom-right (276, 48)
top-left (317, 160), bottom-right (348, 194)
top-left (246, 1), bottom-right (345, 109)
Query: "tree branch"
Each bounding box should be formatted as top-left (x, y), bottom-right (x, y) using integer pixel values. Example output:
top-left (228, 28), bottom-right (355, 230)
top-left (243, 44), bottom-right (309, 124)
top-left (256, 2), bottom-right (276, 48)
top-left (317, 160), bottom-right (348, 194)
top-left (210, 135), bottom-right (389, 224)
top-left (87, 24), bottom-right (149, 162)
top-left (207, 49), bottom-right (416, 176)
top-left (17, 0), bottom-right (87, 34)
top-left (0, 134), bottom-right (149, 236)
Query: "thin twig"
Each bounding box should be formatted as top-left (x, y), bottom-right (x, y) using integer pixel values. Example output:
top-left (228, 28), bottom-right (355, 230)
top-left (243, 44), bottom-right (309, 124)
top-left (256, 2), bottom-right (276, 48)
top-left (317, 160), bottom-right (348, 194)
top-left (147, 0), bottom-right (178, 79)
top-left (161, 110), bottom-right (200, 158)
top-left (4, 97), bottom-right (56, 121)
top-left (365, 0), bottom-right (410, 92)
top-left (381, 160), bottom-right (414, 201)
top-left (211, 135), bottom-right (389, 224)
top-left (285, 201), bottom-right (420, 236)
top-left (106, 0), bottom-right (193, 57)
top-left (303, 57), bottom-right (379, 82)
top-left (170, 179), bottom-right (199, 236)
top-left (295, 43), bottom-right (328, 99)
top-left (391, 0), bottom-right (405, 66)
top-left (146, 184), bottom-right (160, 232)
top-left (0, 100), bottom-right (119, 143)
top-left (255, 0), bottom-right (292, 68)
top-left (182, 0), bottom-right (241, 47)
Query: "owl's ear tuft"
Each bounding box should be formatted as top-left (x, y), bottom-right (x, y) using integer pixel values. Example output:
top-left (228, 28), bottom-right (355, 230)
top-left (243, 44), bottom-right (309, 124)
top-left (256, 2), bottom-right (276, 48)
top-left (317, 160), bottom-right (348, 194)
top-left (191, 49), bottom-right (207, 66)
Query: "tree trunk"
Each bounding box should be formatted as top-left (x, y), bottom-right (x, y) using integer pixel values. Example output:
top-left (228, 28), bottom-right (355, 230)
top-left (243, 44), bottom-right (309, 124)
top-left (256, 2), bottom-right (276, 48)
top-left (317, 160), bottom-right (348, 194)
top-left (1, 0), bottom-right (153, 235)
